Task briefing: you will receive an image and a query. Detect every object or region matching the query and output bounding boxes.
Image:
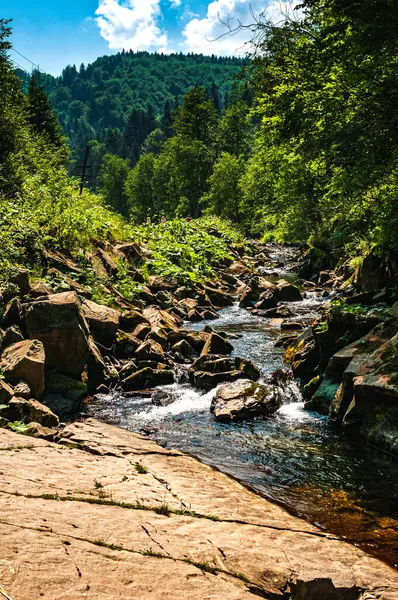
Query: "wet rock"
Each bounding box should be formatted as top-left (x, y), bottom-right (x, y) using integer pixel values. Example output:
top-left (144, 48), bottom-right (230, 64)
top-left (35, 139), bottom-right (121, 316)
top-left (2, 325), bottom-right (24, 348)
top-left (302, 376), bottom-right (323, 401)
top-left (41, 371), bottom-right (88, 417)
top-left (277, 282), bottom-right (303, 302)
top-left (121, 367), bottom-right (174, 391)
top-left (318, 271), bottom-right (335, 285)
top-left (81, 299), bottom-right (120, 347)
top-left (211, 379), bottom-right (282, 422)
top-left (255, 290), bottom-right (278, 310)
top-left (23, 291), bottom-right (90, 379)
top-left (6, 396), bottom-right (59, 427)
top-left (152, 390), bottom-right (176, 407)
top-left (261, 306), bottom-right (293, 319)
top-left (290, 577), bottom-right (359, 600)
top-left (201, 309), bottom-right (219, 320)
top-left (194, 370), bottom-right (247, 390)
top-left (87, 339), bottom-right (109, 390)
top-left (118, 360), bottom-right (137, 380)
top-left (184, 331), bottom-right (209, 353)
top-left (1, 339), bottom-right (45, 398)
top-left (238, 286), bottom-right (257, 308)
top-left (201, 333), bottom-right (233, 356)
top-left (114, 331), bottom-right (141, 359)
top-left (186, 308), bottom-right (204, 322)
top-left (281, 321), bottom-right (303, 331)
top-left (285, 328), bottom-right (319, 385)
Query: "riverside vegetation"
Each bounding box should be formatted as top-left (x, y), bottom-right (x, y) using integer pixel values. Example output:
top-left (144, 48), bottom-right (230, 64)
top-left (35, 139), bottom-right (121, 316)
top-left (1, 6), bottom-right (398, 597)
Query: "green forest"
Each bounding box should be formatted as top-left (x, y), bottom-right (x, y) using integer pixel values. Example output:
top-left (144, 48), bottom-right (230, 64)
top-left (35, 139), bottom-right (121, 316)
top-left (3, 0), bottom-right (398, 285)
top-left (17, 51), bottom-right (246, 186)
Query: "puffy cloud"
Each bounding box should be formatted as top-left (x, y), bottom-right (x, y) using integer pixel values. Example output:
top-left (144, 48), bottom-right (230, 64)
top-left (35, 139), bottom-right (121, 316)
top-left (95, 0), bottom-right (169, 52)
top-left (182, 0), bottom-right (301, 55)
top-left (170, 0), bottom-right (182, 7)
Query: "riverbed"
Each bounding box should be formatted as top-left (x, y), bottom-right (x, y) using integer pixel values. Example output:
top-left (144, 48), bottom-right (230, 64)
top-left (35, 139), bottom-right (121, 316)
top-left (86, 250), bottom-right (398, 568)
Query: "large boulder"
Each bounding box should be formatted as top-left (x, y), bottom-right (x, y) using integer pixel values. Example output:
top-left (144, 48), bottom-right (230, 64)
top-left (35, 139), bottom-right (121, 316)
top-left (148, 276), bottom-right (178, 292)
top-left (193, 370), bottom-right (248, 391)
top-left (201, 333), bottom-right (233, 356)
top-left (121, 367), bottom-right (174, 391)
top-left (0, 380), bottom-right (14, 405)
top-left (143, 306), bottom-right (181, 334)
top-left (114, 331), bottom-right (141, 359)
top-left (41, 372), bottom-right (88, 417)
top-left (1, 340), bottom-right (45, 398)
top-left (277, 281), bottom-right (303, 302)
top-left (23, 292), bottom-right (90, 379)
top-left (211, 379), bottom-right (282, 422)
top-left (119, 310), bottom-right (149, 333)
top-left (81, 299), bottom-right (120, 347)
top-left (135, 340), bottom-right (165, 362)
top-left (202, 285), bottom-right (235, 307)
top-left (3, 326), bottom-right (24, 348)
top-left (190, 355), bottom-right (260, 387)
top-left (6, 396), bottom-right (59, 427)
top-left (2, 298), bottom-right (22, 330)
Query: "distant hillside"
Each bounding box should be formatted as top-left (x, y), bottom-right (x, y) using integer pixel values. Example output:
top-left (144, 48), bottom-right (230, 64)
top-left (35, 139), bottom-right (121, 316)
top-left (17, 51), bottom-right (246, 185)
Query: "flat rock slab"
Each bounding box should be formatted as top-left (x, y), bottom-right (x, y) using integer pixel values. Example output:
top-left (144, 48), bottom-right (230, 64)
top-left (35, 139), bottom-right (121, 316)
top-left (0, 419), bottom-right (397, 600)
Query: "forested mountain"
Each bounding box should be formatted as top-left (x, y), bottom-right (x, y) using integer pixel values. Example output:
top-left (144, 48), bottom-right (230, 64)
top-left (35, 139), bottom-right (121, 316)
top-left (17, 52), bottom-right (246, 185)
top-left (10, 0), bottom-right (398, 267)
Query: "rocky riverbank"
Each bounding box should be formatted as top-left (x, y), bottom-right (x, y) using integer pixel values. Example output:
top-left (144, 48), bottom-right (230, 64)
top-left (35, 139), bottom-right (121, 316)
top-left (1, 231), bottom-right (398, 596)
top-left (1, 418), bottom-right (398, 600)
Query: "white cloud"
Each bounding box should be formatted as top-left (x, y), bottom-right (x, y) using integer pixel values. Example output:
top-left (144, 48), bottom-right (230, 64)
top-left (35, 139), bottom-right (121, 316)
top-left (182, 0), bottom-right (301, 55)
top-left (170, 0), bottom-right (182, 7)
top-left (95, 0), bottom-right (169, 52)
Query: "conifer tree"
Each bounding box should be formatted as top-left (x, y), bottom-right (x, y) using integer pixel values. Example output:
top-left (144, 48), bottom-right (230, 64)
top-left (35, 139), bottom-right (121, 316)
top-left (28, 69), bottom-right (64, 147)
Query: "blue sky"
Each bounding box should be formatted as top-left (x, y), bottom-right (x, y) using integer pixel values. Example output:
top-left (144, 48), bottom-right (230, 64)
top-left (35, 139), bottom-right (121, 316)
top-left (6, 0), bottom-right (299, 76)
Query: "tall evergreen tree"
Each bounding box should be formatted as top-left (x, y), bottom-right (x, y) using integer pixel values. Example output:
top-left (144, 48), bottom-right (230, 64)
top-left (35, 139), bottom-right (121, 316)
top-left (162, 100), bottom-right (173, 139)
top-left (210, 82), bottom-right (220, 114)
top-left (27, 70), bottom-right (64, 147)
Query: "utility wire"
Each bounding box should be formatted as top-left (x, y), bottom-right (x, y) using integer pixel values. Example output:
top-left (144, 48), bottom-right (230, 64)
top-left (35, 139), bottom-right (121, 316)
top-left (10, 47), bottom-right (42, 72)
top-left (10, 58), bottom-right (30, 73)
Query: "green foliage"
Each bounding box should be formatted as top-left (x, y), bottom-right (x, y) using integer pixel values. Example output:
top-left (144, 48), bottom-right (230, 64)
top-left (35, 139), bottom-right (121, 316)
top-left (25, 53), bottom-right (245, 188)
top-left (134, 216), bottom-right (242, 285)
top-left (202, 153), bottom-right (246, 222)
top-left (134, 462), bottom-right (148, 474)
top-left (8, 421), bottom-right (29, 435)
top-left (240, 0), bottom-right (398, 256)
top-left (28, 70), bottom-right (65, 148)
top-left (99, 154), bottom-right (130, 216)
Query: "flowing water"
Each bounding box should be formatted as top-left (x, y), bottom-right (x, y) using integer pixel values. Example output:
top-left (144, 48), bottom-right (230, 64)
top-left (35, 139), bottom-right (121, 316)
top-left (86, 248), bottom-right (398, 568)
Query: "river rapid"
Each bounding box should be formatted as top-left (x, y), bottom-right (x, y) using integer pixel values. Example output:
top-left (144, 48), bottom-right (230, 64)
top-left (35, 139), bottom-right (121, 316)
top-left (86, 246), bottom-right (398, 568)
